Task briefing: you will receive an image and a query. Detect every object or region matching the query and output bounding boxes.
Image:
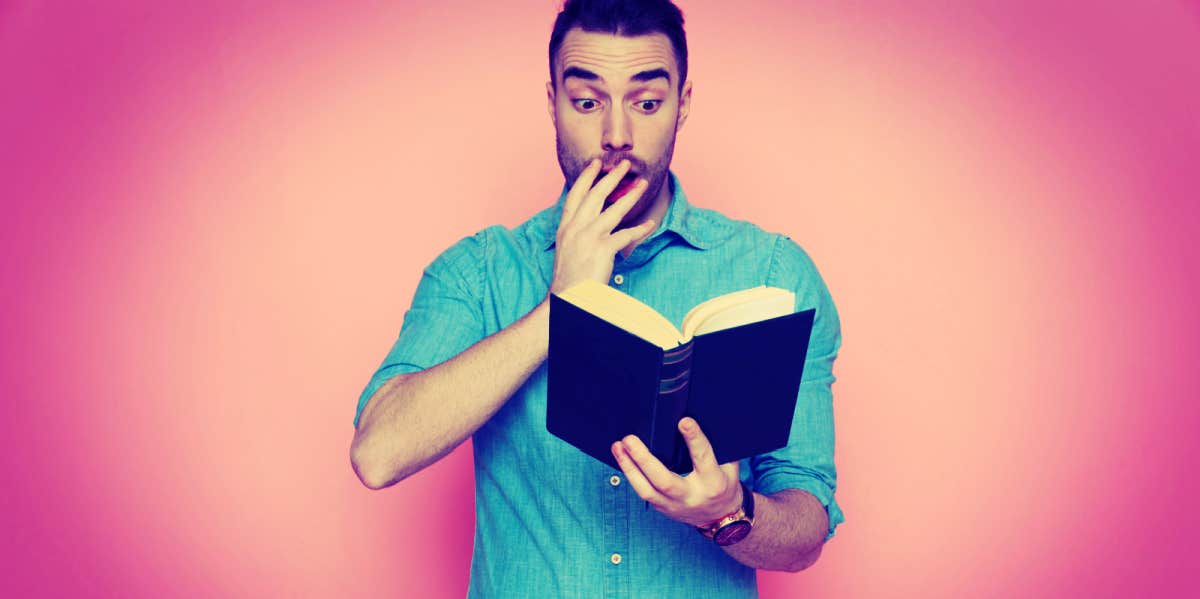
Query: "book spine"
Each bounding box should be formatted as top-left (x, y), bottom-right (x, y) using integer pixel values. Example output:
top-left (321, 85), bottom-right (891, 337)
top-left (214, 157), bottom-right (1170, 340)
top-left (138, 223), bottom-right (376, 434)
top-left (649, 342), bottom-right (694, 472)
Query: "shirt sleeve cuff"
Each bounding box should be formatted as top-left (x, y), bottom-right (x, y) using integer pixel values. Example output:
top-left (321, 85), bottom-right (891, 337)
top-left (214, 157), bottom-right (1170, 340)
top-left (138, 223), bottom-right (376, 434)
top-left (352, 362), bottom-right (426, 428)
top-left (754, 475), bottom-right (845, 543)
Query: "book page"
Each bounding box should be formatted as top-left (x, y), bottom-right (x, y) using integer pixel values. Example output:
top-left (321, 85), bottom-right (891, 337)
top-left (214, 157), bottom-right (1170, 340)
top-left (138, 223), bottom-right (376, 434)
top-left (681, 287), bottom-right (795, 341)
top-left (556, 280), bottom-right (683, 349)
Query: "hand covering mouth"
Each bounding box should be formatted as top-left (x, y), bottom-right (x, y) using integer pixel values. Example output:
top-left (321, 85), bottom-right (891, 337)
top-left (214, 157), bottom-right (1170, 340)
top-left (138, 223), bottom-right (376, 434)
top-left (603, 171), bottom-right (641, 204)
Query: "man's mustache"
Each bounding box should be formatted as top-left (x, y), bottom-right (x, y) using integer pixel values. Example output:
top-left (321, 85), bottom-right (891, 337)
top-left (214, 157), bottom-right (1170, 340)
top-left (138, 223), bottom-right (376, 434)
top-left (595, 154), bottom-right (646, 173)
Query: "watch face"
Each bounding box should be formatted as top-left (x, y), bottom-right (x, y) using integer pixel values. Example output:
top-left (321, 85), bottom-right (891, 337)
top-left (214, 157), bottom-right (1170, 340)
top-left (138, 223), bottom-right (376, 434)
top-left (713, 521), bottom-right (752, 546)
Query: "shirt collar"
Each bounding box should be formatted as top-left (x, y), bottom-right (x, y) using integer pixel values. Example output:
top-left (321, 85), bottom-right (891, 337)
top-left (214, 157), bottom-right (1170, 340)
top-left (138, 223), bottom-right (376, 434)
top-left (540, 171), bottom-right (710, 251)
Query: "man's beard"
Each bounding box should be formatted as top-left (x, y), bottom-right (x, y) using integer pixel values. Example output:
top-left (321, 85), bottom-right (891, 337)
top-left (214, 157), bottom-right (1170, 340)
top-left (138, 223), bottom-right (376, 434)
top-left (555, 134), bottom-right (675, 229)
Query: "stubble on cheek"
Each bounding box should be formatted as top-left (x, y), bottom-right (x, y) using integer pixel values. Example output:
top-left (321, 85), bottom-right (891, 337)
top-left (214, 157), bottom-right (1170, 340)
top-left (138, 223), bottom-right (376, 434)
top-left (556, 133), bottom-right (591, 188)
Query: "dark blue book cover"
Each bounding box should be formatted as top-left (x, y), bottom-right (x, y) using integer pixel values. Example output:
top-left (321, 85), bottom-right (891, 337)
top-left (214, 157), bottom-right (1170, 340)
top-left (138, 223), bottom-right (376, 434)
top-left (547, 293), bottom-right (815, 473)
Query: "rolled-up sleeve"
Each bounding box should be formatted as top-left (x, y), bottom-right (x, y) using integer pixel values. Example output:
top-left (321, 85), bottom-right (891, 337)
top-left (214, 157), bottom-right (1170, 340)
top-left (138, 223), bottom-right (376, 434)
top-left (353, 230), bottom-right (489, 428)
top-left (753, 234), bottom-right (844, 542)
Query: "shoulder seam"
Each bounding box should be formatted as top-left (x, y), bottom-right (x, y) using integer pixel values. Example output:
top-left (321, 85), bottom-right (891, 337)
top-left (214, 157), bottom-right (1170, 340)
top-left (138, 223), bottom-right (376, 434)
top-left (767, 233), bottom-right (786, 287)
top-left (475, 227), bottom-right (491, 315)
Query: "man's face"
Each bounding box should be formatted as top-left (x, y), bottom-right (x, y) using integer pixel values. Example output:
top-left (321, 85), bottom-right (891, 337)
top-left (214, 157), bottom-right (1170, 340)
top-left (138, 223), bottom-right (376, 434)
top-left (548, 28), bottom-right (692, 228)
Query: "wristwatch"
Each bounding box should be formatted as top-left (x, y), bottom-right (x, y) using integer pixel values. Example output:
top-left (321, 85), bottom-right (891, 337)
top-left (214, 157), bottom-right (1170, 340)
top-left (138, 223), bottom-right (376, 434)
top-left (697, 481), bottom-right (755, 546)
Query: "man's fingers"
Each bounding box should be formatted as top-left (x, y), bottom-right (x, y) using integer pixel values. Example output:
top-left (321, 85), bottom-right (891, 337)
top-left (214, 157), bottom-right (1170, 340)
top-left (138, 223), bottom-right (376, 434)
top-left (577, 159), bottom-right (631, 219)
top-left (562, 158), bottom-right (602, 224)
top-left (678, 417), bottom-right (720, 474)
top-left (620, 435), bottom-right (686, 499)
top-left (611, 442), bottom-right (670, 506)
top-left (606, 219), bottom-right (656, 254)
top-left (592, 176), bottom-right (648, 234)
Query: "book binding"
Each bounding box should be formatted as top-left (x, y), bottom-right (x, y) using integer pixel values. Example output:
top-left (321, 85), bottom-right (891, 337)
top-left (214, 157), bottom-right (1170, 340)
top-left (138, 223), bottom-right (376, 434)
top-left (652, 342), bottom-right (694, 473)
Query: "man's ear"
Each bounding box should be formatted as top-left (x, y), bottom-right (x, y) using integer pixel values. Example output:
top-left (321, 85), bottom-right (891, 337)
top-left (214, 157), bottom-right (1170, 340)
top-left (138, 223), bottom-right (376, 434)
top-left (676, 79), bottom-right (693, 132)
top-left (546, 80), bottom-right (557, 127)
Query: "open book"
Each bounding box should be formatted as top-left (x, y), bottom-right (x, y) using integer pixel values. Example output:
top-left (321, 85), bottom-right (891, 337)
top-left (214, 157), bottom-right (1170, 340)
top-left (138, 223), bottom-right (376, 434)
top-left (547, 280), bottom-right (816, 473)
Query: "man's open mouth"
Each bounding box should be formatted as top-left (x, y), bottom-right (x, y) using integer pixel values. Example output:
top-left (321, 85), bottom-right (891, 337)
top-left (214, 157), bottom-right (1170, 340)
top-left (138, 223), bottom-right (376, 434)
top-left (597, 170), bottom-right (641, 204)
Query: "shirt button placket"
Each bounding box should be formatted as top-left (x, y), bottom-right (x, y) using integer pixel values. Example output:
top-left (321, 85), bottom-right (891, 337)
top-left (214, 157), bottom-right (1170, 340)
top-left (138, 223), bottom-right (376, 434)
top-left (604, 471), bottom-right (629, 598)
top-left (612, 273), bottom-right (624, 286)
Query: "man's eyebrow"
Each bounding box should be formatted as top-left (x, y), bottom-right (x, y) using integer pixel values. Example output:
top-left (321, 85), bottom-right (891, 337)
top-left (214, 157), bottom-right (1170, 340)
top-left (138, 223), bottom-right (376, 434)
top-left (563, 66), bottom-right (601, 82)
top-left (630, 68), bottom-right (671, 85)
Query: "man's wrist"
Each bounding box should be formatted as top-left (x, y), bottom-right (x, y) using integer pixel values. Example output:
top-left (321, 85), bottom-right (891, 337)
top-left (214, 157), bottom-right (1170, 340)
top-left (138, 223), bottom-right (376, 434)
top-left (718, 483), bottom-right (744, 522)
top-left (696, 481), bottom-right (756, 546)
top-left (690, 482), bottom-right (743, 527)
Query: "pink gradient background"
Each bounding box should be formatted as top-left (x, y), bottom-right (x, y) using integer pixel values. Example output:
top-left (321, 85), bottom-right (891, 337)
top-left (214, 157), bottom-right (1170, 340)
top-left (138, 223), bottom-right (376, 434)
top-left (3, 1), bottom-right (1198, 597)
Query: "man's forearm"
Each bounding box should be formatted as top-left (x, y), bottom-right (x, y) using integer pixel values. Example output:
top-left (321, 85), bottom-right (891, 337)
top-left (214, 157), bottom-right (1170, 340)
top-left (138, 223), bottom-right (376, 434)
top-left (350, 300), bottom-right (550, 489)
top-left (722, 488), bottom-right (829, 572)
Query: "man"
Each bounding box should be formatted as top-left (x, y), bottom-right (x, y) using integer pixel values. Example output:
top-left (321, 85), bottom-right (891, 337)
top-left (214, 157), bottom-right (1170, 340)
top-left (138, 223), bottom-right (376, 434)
top-left (350, 1), bottom-right (843, 596)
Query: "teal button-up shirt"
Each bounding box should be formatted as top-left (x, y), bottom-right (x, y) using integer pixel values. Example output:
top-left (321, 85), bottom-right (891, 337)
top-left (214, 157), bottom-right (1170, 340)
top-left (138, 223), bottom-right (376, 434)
top-left (355, 173), bottom-right (843, 598)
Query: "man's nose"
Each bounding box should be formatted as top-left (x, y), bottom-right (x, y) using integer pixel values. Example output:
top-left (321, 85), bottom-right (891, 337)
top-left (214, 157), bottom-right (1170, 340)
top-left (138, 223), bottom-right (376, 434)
top-left (602, 105), bottom-right (633, 153)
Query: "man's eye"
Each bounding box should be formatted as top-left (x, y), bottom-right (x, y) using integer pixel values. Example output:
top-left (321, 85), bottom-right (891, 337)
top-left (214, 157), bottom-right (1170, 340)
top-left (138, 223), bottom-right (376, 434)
top-left (574, 99), bottom-right (600, 112)
top-left (636, 100), bottom-right (662, 113)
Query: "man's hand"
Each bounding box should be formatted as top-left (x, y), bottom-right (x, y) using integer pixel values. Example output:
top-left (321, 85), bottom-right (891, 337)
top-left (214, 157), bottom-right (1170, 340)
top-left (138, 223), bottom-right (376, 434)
top-left (611, 416), bottom-right (743, 527)
top-left (549, 158), bottom-right (654, 295)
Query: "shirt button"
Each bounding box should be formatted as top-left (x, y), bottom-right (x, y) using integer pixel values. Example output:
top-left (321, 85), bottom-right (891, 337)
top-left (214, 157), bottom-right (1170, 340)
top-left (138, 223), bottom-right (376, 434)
top-left (613, 274), bottom-right (624, 285)
top-left (610, 553), bottom-right (622, 565)
top-left (609, 475), bottom-right (621, 487)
